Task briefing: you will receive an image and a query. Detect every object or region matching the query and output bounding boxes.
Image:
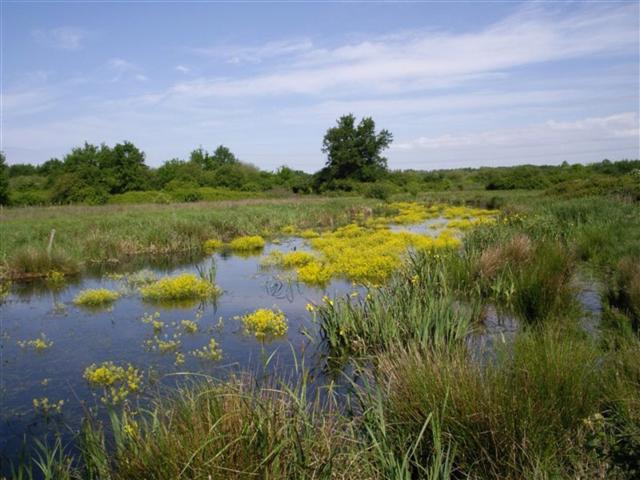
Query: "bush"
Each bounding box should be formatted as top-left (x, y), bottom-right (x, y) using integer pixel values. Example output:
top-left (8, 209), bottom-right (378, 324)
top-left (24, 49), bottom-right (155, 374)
top-left (363, 182), bottom-right (392, 201)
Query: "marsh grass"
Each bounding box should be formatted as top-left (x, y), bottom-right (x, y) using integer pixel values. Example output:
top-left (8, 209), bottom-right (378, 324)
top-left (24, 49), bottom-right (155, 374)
top-left (318, 253), bottom-right (478, 357)
top-left (8, 247), bottom-right (79, 279)
top-left (1, 198), bottom-right (378, 279)
top-left (375, 328), bottom-right (640, 478)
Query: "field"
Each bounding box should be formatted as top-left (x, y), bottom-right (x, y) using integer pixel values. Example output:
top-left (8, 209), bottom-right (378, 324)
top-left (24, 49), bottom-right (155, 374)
top-left (2, 189), bottom-right (639, 479)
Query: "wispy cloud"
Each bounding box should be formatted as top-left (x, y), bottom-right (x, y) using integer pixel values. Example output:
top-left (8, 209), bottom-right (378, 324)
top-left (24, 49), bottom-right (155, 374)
top-left (32, 27), bottom-right (87, 50)
top-left (193, 38), bottom-right (314, 64)
top-left (170, 3), bottom-right (637, 99)
top-left (175, 65), bottom-right (191, 74)
top-left (107, 58), bottom-right (148, 82)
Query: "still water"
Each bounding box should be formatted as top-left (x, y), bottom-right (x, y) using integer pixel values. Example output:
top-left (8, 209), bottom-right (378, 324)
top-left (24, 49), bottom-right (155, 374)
top-left (0, 237), bottom-right (356, 465)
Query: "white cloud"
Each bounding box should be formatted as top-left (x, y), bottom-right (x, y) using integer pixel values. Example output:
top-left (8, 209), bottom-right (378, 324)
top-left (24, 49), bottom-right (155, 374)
top-left (170, 3), bottom-right (637, 99)
top-left (389, 112), bottom-right (639, 168)
top-left (193, 38), bottom-right (314, 64)
top-left (175, 65), bottom-right (191, 74)
top-left (32, 27), bottom-right (87, 50)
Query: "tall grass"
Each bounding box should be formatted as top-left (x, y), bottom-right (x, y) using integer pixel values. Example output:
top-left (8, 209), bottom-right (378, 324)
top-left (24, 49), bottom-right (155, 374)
top-left (375, 328), bottom-right (640, 478)
top-left (317, 252), bottom-right (478, 357)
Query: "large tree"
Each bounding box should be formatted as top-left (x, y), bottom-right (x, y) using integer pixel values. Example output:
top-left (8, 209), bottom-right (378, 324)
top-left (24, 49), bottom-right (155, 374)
top-left (320, 114), bottom-right (393, 182)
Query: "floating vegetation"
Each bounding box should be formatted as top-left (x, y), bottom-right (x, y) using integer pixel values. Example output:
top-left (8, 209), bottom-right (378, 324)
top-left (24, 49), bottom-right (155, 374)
top-left (190, 338), bottom-right (222, 361)
top-left (299, 229), bottom-right (320, 239)
top-left (18, 334), bottom-right (53, 351)
top-left (45, 270), bottom-right (66, 285)
top-left (124, 269), bottom-right (158, 288)
top-left (305, 226), bottom-right (460, 285)
top-left (140, 273), bottom-right (219, 302)
top-left (237, 308), bottom-right (288, 339)
top-left (152, 320), bottom-right (165, 333)
top-left (203, 238), bottom-right (224, 254)
top-left (73, 288), bottom-right (121, 307)
top-left (296, 261), bottom-right (334, 286)
top-left (180, 319), bottom-right (199, 334)
top-left (145, 336), bottom-right (182, 353)
top-left (263, 250), bottom-right (317, 270)
top-left (32, 397), bottom-right (64, 416)
top-left (174, 352), bottom-right (185, 366)
top-left (229, 235), bottom-right (266, 252)
top-left (83, 361), bottom-right (142, 405)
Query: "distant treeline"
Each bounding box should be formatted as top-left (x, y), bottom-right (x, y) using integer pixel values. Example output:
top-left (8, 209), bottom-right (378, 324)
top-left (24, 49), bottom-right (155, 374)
top-left (1, 142), bottom-right (638, 206)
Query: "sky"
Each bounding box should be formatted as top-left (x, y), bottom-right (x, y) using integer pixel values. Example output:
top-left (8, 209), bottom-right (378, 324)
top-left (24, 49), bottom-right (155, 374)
top-left (2, 0), bottom-right (639, 172)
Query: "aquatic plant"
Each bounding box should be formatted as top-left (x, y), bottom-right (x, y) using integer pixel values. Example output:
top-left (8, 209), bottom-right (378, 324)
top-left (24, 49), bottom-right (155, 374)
top-left (174, 352), bottom-right (185, 366)
top-left (33, 397), bottom-right (64, 415)
top-left (295, 261), bottom-right (333, 286)
top-left (140, 273), bottom-right (219, 302)
top-left (180, 319), bottom-right (198, 333)
top-left (18, 334), bottom-right (54, 351)
top-left (83, 361), bottom-right (142, 405)
top-left (237, 308), bottom-right (288, 339)
top-left (299, 229), bottom-right (320, 239)
top-left (228, 235), bottom-right (266, 252)
top-left (190, 338), bottom-right (222, 361)
top-left (45, 270), bottom-right (66, 285)
top-left (203, 238), bottom-right (224, 253)
top-left (73, 288), bottom-right (120, 307)
top-left (145, 336), bottom-right (181, 353)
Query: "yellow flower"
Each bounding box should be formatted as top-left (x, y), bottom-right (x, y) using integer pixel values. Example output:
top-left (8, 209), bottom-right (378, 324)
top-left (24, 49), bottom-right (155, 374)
top-left (237, 308), bottom-right (288, 339)
top-left (73, 288), bottom-right (120, 306)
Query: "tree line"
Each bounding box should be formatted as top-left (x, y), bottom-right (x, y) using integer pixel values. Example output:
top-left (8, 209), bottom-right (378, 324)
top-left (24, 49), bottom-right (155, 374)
top-left (1, 114), bottom-right (638, 205)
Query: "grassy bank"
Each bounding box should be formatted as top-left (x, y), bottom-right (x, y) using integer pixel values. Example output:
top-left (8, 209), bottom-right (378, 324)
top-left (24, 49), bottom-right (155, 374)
top-left (0, 196), bottom-right (376, 280)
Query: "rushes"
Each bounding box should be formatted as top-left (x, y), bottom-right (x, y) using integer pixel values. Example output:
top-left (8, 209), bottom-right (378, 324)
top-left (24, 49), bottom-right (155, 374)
top-left (318, 254), bottom-right (476, 356)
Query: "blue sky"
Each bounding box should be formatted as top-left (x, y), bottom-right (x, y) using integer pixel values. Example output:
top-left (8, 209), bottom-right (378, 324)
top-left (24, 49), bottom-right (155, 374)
top-left (2, 1), bottom-right (639, 171)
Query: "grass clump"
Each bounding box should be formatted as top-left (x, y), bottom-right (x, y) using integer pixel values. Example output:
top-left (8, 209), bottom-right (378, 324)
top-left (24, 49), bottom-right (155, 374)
top-left (606, 255), bottom-right (640, 334)
top-left (140, 273), bottom-right (219, 302)
top-left (237, 307), bottom-right (288, 339)
top-left (60, 375), bottom-right (377, 479)
top-left (317, 254), bottom-right (475, 356)
top-left (73, 288), bottom-right (121, 307)
top-left (375, 329), bottom-right (640, 478)
top-left (228, 235), bottom-right (266, 252)
top-left (84, 361), bottom-right (143, 405)
top-left (8, 247), bottom-right (78, 279)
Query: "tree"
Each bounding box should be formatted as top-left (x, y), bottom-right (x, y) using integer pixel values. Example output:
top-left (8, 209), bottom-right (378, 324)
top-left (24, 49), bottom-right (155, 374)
top-left (320, 114), bottom-right (393, 182)
top-left (189, 145), bottom-right (238, 171)
top-left (211, 145), bottom-right (237, 166)
top-left (0, 152), bottom-right (9, 205)
top-left (102, 141), bottom-right (149, 193)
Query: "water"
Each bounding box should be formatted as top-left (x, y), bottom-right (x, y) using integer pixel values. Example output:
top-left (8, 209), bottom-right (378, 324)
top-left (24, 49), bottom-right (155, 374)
top-left (0, 237), bottom-right (355, 466)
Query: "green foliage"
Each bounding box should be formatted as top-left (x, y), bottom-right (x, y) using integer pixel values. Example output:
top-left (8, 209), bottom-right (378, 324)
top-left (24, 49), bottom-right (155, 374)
top-left (318, 114), bottom-right (393, 184)
top-left (0, 152), bottom-right (9, 205)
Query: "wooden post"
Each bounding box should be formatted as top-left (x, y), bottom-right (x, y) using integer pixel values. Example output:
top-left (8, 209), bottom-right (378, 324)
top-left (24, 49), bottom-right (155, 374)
top-left (47, 229), bottom-right (56, 257)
